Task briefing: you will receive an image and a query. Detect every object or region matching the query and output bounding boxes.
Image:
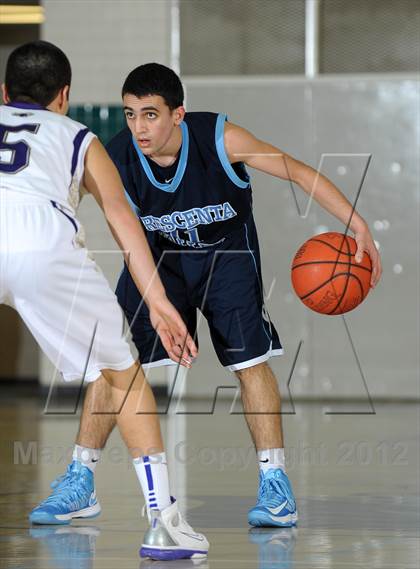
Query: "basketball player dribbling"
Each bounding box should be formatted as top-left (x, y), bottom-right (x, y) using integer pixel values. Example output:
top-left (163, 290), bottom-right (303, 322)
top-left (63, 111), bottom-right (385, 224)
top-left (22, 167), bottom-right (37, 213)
top-left (1, 42), bottom-right (209, 561)
top-left (32, 62), bottom-right (382, 547)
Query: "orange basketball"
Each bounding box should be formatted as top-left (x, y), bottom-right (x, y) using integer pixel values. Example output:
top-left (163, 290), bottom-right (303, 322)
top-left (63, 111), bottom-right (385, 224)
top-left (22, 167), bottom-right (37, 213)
top-left (291, 232), bottom-right (372, 315)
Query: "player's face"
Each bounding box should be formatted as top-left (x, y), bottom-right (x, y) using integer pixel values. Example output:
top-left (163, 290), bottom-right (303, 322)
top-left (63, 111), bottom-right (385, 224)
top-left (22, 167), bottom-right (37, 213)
top-left (123, 94), bottom-right (184, 156)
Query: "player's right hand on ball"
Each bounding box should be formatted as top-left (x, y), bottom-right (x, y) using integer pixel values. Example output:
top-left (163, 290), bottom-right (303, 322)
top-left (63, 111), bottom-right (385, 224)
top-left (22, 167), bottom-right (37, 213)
top-left (148, 297), bottom-right (198, 368)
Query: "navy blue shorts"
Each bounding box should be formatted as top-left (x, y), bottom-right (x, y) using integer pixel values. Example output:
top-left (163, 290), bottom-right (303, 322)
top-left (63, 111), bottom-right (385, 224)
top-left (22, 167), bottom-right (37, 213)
top-left (116, 215), bottom-right (283, 372)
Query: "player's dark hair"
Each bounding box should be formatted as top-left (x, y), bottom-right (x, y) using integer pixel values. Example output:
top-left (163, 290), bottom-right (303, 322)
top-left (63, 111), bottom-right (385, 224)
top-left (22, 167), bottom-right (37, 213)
top-left (122, 63), bottom-right (184, 110)
top-left (5, 41), bottom-right (71, 107)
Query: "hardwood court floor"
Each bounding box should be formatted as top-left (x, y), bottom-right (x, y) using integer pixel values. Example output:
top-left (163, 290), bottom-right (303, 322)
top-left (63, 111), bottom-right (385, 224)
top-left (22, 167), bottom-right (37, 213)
top-left (0, 394), bottom-right (418, 568)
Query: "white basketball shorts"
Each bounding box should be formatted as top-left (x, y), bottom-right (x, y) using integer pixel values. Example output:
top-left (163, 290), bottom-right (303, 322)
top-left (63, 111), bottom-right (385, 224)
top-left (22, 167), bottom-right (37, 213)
top-left (0, 190), bottom-right (135, 382)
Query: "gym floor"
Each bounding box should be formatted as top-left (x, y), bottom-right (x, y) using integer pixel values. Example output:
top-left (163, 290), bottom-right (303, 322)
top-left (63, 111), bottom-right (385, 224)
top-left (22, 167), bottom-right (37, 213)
top-left (0, 392), bottom-right (419, 568)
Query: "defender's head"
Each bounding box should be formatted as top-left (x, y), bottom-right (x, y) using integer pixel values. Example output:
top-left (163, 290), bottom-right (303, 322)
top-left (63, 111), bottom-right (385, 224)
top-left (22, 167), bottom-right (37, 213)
top-left (2, 41), bottom-right (71, 114)
top-left (122, 63), bottom-right (185, 156)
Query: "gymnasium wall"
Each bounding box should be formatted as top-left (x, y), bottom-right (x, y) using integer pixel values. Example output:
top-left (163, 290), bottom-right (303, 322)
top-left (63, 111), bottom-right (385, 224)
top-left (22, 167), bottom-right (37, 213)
top-left (42, 0), bottom-right (173, 104)
top-left (180, 0), bottom-right (420, 75)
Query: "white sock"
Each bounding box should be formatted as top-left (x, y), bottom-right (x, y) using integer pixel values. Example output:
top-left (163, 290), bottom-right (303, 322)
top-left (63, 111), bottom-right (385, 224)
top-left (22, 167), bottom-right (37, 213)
top-left (258, 448), bottom-right (286, 474)
top-left (133, 452), bottom-right (171, 511)
top-left (72, 444), bottom-right (101, 473)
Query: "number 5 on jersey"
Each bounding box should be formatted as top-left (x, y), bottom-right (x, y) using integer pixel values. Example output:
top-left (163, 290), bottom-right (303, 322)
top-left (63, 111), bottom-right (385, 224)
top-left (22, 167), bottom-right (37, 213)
top-left (0, 123), bottom-right (40, 174)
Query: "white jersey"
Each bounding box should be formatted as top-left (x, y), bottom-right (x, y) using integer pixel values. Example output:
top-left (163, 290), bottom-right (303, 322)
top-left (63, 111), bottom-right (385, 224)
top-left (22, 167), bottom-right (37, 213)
top-left (0, 102), bottom-right (134, 383)
top-left (0, 102), bottom-right (96, 213)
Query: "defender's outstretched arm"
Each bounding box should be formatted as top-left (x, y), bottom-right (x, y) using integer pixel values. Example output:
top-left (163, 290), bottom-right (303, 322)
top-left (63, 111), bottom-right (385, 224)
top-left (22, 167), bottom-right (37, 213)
top-left (83, 138), bottom-right (197, 366)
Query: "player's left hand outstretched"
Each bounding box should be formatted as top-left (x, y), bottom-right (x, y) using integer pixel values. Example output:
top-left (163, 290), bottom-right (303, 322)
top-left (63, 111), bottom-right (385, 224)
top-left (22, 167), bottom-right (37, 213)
top-left (149, 296), bottom-right (198, 368)
top-left (353, 226), bottom-right (382, 289)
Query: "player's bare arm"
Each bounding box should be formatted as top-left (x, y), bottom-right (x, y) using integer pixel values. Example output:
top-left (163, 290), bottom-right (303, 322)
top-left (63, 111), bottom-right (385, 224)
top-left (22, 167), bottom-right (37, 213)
top-left (224, 121), bottom-right (382, 288)
top-left (83, 138), bottom-right (197, 365)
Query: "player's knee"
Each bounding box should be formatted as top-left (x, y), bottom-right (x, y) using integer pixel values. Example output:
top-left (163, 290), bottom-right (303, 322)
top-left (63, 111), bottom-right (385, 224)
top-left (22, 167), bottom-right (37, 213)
top-left (235, 361), bottom-right (270, 383)
top-left (102, 362), bottom-right (144, 390)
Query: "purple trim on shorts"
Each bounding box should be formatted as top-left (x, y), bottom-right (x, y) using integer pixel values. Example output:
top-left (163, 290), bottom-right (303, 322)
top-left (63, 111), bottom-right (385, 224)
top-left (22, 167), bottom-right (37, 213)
top-left (51, 201), bottom-right (78, 234)
top-left (71, 128), bottom-right (90, 176)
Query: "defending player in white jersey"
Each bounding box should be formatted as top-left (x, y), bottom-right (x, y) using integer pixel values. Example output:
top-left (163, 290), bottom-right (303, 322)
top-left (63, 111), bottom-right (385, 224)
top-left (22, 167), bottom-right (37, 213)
top-left (0, 41), bottom-right (209, 561)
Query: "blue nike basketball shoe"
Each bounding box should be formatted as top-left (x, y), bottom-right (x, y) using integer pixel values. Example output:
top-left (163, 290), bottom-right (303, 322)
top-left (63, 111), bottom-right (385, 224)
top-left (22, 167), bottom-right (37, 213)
top-left (248, 468), bottom-right (298, 527)
top-left (29, 460), bottom-right (101, 525)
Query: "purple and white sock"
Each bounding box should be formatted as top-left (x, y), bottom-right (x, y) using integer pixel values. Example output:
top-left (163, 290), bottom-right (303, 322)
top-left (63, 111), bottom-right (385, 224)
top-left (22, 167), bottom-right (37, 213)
top-left (133, 451), bottom-right (171, 511)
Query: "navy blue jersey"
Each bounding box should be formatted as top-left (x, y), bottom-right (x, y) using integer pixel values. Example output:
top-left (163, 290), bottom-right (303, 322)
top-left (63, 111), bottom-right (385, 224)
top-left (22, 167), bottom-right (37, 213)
top-left (106, 112), bottom-right (254, 249)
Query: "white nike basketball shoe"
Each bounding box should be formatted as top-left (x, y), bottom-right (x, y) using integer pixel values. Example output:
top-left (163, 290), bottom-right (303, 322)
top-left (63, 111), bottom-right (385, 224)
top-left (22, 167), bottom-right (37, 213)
top-left (140, 498), bottom-right (209, 561)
